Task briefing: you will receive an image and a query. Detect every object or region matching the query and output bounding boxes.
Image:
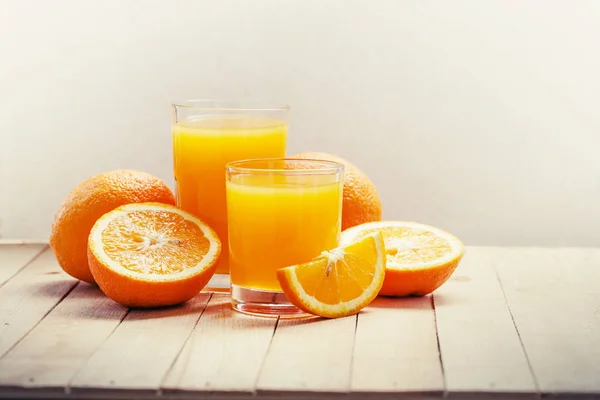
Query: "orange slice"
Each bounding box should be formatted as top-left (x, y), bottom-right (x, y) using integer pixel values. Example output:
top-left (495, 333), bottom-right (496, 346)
top-left (277, 232), bottom-right (386, 318)
top-left (87, 202), bottom-right (221, 308)
top-left (340, 221), bottom-right (464, 297)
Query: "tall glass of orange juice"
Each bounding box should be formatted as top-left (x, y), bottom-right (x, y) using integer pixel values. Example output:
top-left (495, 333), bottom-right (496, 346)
top-left (171, 101), bottom-right (289, 291)
top-left (226, 158), bottom-right (344, 316)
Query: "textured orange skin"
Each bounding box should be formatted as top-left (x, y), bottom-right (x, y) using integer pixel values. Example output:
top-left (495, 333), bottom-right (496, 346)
top-left (87, 243), bottom-right (220, 308)
top-left (292, 152), bottom-right (382, 230)
top-left (380, 255), bottom-right (463, 297)
top-left (49, 170), bottom-right (176, 284)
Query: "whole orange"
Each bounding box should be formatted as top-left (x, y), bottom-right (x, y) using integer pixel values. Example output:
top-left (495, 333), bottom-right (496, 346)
top-left (292, 152), bottom-right (382, 230)
top-left (50, 170), bottom-right (176, 284)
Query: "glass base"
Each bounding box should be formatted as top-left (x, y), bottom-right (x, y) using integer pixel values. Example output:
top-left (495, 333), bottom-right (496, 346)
top-left (202, 273), bottom-right (231, 293)
top-left (231, 284), bottom-right (309, 318)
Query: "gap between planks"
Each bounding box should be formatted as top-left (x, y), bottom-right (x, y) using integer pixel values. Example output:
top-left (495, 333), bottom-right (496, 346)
top-left (163, 293), bottom-right (278, 395)
top-left (256, 313), bottom-right (358, 394)
top-left (0, 243), bottom-right (450, 398)
top-left (490, 246), bottom-right (600, 396)
top-left (0, 247), bottom-right (78, 360)
top-left (352, 295), bottom-right (444, 396)
top-left (0, 283), bottom-right (128, 391)
top-left (0, 243), bottom-right (47, 287)
top-left (68, 293), bottom-right (212, 395)
top-left (433, 247), bottom-right (537, 397)
top-left (5, 245), bottom-right (596, 398)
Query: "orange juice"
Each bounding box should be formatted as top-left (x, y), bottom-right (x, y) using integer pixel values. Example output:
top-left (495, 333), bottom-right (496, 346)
top-left (172, 116), bottom-right (287, 274)
top-left (226, 173), bottom-right (343, 291)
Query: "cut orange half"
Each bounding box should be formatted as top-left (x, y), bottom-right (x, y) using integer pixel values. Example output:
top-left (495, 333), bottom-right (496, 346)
top-left (277, 232), bottom-right (386, 318)
top-left (87, 202), bottom-right (221, 308)
top-left (341, 221), bottom-right (464, 297)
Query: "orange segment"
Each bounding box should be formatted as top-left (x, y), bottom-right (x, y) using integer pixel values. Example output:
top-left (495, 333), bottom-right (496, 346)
top-left (340, 221), bottom-right (464, 297)
top-left (100, 209), bottom-right (211, 275)
top-left (88, 202), bottom-right (221, 307)
top-left (277, 232), bottom-right (386, 318)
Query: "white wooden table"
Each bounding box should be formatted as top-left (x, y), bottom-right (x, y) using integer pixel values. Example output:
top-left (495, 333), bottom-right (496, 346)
top-left (0, 243), bottom-right (599, 399)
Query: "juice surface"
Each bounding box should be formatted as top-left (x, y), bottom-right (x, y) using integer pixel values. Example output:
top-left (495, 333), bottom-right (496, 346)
top-left (172, 116), bottom-right (287, 274)
top-left (226, 174), bottom-right (342, 291)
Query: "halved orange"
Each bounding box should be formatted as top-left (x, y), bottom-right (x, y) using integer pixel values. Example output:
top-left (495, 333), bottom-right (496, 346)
top-left (277, 232), bottom-right (386, 318)
top-left (340, 221), bottom-right (464, 297)
top-left (87, 202), bottom-right (221, 308)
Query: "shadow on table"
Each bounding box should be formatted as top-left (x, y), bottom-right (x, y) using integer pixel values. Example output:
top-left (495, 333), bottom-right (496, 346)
top-left (201, 295), bottom-right (327, 326)
top-left (366, 295), bottom-right (433, 310)
top-left (27, 279), bottom-right (77, 298)
top-left (431, 292), bottom-right (470, 307)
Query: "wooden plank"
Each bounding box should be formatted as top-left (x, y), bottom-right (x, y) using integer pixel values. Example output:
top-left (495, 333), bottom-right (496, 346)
top-left (492, 247), bottom-right (600, 396)
top-left (351, 296), bottom-right (444, 395)
top-left (0, 247), bottom-right (77, 359)
top-left (0, 243), bottom-right (46, 286)
top-left (433, 247), bottom-right (537, 396)
top-left (257, 314), bottom-right (356, 394)
top-left (69, 293), bottom-right (211, 395)
top-left (163, 293), bottom-right (277, 395)
top-left (0, 240), bottom-right (47, 245)
top-left (0, 283), bottom-right (127, 392)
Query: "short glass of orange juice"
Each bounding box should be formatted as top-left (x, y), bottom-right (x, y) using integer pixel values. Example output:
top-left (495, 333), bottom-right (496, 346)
top-left (226, 158), bottom-right (344, 317)
top-left (171, 100), bottom-right (289, 291)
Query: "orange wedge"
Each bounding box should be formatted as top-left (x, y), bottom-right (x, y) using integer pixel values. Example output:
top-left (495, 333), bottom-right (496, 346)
top-left (87, 202), bottom-right (221, 308)
top-left (277, 232), bottom-right (386, 318)
top-left (341, 221), bottom-right (464, 297)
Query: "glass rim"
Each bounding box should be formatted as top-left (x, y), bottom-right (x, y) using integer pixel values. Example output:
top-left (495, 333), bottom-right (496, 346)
top-left (226, 158), bottom-right (345, 175)
top-left (170, 98), bottom-right (290, 112)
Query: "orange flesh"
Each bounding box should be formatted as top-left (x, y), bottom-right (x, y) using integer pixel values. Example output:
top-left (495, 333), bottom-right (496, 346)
top-left (295, 237), bottom-right (378, 305)
top-left (354, 227), bottom-right (453, 267)
top-left (101, 210), bottom-right (210, 275)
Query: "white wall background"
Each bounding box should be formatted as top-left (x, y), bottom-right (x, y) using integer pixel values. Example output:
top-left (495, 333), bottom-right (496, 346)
top-left (1, 0), bottom-right (599, 246)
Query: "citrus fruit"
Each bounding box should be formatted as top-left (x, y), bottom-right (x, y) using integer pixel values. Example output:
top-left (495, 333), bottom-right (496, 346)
top-left (340, 221), bottom-right (464, 297)
top-left (50, 170), bottom-right (176, 284)
top-left (277, 232), bottom-right (386, 318)
top-left (87, 202), bottom-right (221, 308)
top-left (291, 152), bottom-right (382, 230)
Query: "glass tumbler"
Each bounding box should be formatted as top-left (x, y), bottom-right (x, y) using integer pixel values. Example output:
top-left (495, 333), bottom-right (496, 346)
top-left (171, 100), bottom-right (289, 291)
top-left (226, 158), bottom-right (344, 316)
